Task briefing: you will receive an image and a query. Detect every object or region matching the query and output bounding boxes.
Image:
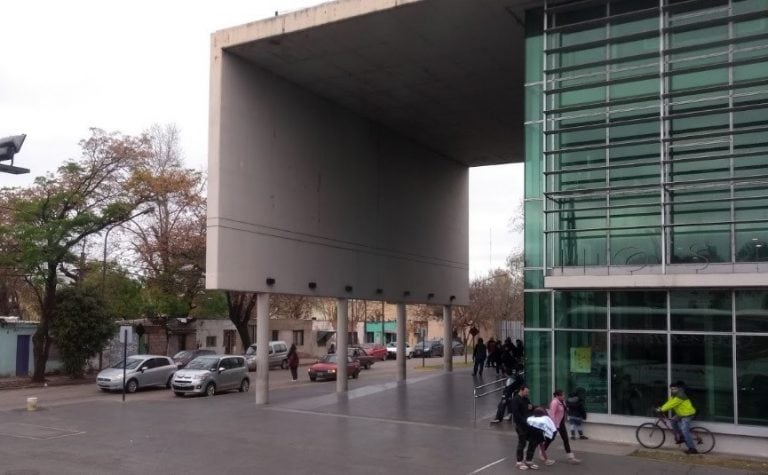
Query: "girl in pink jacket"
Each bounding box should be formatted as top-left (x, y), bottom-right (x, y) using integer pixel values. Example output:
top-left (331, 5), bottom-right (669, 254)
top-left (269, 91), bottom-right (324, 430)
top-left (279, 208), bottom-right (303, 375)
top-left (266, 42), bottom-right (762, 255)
top-left (539, 389), bottom-right (581, 465)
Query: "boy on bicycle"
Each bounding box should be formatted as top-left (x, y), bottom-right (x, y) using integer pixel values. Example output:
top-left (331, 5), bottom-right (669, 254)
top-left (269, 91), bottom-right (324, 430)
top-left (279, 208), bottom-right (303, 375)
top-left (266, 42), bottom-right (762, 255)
top-left (656, 380), bottom-right (698, 454)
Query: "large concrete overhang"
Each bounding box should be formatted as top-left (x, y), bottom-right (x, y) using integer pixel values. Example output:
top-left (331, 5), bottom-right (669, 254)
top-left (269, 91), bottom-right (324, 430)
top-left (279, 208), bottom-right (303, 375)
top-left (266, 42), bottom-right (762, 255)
top-left (213, 0), bottom-right (532, 166)
top-left (207, 0), bottom-right (535, 305)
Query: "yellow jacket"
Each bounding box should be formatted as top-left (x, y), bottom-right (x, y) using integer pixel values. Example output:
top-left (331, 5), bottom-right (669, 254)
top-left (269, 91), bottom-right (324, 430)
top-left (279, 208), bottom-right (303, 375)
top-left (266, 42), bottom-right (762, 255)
top-left (660, 396), bottom-right (696, 417)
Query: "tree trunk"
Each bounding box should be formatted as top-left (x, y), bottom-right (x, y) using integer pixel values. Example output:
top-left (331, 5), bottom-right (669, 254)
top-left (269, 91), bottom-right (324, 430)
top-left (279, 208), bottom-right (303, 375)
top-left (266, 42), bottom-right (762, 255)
top-left (32, 267), bottom-right (57, 382)
top-left (234, 320), bottom-right (251, 350)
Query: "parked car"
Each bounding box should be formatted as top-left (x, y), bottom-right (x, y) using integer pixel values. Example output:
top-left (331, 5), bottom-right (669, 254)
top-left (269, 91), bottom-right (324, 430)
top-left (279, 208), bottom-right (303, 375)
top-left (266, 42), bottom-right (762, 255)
top-left (412, 340), bottom-right (443, 358)
top-left (97, 355), bottom-right (177, 393)
top-left (451, 341), bottom-right (465, 356)
top-left (308, 355), bottom-right (361, 381)
top-left (172, 355), bottom-right (250, 397)
top-left (244, 340), bottom-right (289, 371)
top-left (386, 342), bottom-right (413, 359)
top-left (349, 347), bottom-right (375, 369)
top-left (172, 349), bottom-right (216, 369)
top-left (361, 343), bottom-right (388, 361)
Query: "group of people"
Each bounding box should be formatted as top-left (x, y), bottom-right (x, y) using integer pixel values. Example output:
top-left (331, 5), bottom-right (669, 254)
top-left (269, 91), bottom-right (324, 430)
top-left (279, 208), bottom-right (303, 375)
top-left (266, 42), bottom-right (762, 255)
top-left (472, 337), bottom-right (524, 377)
top-left (491, 376), bottom-right (699, 470)
top-left (506, 386), bottom-right (587, 470)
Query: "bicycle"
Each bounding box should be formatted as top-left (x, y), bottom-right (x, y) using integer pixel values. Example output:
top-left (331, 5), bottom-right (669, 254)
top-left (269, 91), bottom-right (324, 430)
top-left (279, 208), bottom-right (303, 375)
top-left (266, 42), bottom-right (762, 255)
top-left (635, 412), bottom-right (715, 454)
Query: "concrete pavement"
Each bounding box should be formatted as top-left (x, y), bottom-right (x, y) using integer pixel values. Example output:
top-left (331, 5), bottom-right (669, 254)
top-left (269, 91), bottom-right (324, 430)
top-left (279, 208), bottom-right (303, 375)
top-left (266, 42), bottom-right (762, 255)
top-left (0, 361), bottom-right (764, 474)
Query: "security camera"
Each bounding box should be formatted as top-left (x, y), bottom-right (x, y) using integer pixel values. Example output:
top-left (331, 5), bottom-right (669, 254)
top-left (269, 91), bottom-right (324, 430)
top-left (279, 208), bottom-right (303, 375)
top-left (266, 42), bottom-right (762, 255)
top-left (0, 134), bottom-right (26, 162)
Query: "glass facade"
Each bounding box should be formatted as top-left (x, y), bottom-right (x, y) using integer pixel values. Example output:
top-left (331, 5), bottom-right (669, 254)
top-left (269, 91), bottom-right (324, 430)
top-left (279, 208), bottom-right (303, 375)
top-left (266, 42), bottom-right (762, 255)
top-left (524, 0), bottom-right (768, 428)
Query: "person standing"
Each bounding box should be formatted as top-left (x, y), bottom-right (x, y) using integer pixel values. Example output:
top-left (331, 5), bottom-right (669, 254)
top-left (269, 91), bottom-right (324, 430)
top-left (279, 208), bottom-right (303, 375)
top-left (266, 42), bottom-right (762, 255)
top-left (566, 388), bottom-right (588, 440)
top-left (540, 389), bottom-right (581, 465)
top-left (287, 344), bottom-right (300, 381)
top-left (473, 338), bottom-right (486, 377)
top-left (510, 385), bottom-right (538, 470)
top-left (656, 381), bottom-right (698, 454)
top-left (486, 338), bottom-right (496, 368)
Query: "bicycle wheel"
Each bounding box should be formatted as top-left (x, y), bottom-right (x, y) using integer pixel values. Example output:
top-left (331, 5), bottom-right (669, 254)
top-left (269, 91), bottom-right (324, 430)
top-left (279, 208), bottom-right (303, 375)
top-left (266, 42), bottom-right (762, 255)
top-left (690, 426), bottom-right (715, 454)
top-left (636, 422), bottom-right (665, 449)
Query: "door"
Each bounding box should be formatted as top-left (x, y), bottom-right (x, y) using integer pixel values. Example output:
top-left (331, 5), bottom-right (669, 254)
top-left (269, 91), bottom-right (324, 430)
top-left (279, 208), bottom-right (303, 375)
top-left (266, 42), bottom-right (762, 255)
top-left (223, 330), bottom-right (236, 355)
top-left (16, 335), bottom-right (31, 376)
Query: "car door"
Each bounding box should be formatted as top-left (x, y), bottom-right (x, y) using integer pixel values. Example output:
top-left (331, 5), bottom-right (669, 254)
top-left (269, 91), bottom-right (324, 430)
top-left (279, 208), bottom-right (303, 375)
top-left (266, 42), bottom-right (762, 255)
top-left (157, 357), bottom-right (175, 386)
top-left (220, 357), bottom-right (237, 390)
top-left (137, 358), bottom-right (156, 387)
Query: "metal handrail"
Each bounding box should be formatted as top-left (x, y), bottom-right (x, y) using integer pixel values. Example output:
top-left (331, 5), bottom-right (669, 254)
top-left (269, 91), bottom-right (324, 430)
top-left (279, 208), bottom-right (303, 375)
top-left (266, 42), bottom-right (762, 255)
top-left (473, 377), bottom-right (507, 422)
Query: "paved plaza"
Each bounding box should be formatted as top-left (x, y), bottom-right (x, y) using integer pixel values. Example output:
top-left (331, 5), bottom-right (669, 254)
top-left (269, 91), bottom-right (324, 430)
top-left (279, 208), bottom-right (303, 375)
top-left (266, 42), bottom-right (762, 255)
top-left (0, 363), bottom-right (763, 474)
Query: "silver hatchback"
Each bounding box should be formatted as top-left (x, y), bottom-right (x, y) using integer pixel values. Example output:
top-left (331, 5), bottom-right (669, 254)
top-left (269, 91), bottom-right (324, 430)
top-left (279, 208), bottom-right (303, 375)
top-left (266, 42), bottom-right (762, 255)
top-left (96, 355), bottom-right (177, 393)
top-left (171, 355), bottom-right (250, 397)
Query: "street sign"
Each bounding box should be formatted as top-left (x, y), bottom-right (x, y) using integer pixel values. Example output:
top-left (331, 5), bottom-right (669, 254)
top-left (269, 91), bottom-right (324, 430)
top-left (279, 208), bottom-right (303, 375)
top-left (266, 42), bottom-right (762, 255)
top-left (119, 326), bottom-right (133, 344)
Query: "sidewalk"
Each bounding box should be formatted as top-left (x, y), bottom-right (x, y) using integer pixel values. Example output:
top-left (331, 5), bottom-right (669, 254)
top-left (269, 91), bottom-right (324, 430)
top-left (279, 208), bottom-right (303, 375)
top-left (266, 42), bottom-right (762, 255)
top-left (0, 373), bottom-right (95, 390)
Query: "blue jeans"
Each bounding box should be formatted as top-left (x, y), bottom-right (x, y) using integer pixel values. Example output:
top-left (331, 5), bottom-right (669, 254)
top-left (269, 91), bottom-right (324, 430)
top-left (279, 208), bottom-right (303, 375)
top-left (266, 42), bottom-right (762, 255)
top-left (671, 415), bottom-right (695, 450)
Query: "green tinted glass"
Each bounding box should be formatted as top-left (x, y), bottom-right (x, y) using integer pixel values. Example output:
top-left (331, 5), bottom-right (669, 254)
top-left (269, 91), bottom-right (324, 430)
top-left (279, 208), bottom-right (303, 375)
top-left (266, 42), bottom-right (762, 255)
top-left (525, 291), bottom-right (551, 328)
top-left (554, 291), bottom-right (607, 329)
top-left (610, 291), bottom-right (667, 330)
top-left (554, 331), bottom-right (608, 413)
top-left (611, 333), bottom-right (668, 417)
top-left (737, 336), bottom-right (768, 426)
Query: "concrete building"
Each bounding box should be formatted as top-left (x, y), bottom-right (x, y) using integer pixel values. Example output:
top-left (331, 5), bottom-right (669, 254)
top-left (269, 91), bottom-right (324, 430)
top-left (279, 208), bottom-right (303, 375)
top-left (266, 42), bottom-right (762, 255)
top-left (208, 0), bottom-right (767, 453)
top-left (0, 317), bottom-right (61, 377)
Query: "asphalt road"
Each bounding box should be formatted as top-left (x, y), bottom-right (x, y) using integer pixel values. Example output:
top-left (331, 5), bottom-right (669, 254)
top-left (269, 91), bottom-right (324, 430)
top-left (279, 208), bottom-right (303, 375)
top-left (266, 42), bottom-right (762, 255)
top-left (0, 358), bottom-right (763, 475)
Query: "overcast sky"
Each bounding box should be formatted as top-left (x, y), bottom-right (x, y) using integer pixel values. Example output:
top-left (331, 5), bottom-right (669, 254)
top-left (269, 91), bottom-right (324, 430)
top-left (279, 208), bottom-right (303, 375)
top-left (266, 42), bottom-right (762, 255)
top-left (0, 0), bottom-right (522, 279)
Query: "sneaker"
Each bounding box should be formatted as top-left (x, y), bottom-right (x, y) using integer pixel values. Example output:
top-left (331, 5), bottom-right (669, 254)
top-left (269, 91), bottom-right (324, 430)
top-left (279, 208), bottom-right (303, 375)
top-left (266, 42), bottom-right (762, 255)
top-left (524, 462), bottom-right (540, 470)
top-left (490, 419), bottom-right (502, 424)
top-left (543, 459), bottom-right (556, 466)
top-left (567, 455), bottom-right (581, 464)
top-left (686, 448), bottom-right (699, 455)
top-left (506, 414), bottom-right (514, 421)
top-left (579, 435), bottom-right (589, 440)
top-left (516, 462), bottom-right (528, 471)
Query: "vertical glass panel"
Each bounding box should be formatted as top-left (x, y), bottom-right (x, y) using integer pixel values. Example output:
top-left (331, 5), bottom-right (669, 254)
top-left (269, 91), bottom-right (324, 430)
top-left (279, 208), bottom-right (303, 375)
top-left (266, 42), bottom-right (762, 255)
top-left (554, 291), bottom-right (607, 329)
top-left (735, 291), bottom-right (768, 333)
top-left (554, 331), bottom-right (608, 413)
top-left (526, 84), bottom-right (543, 122)
top-left (525, 330), bottom-right (552, 406)
top-left (610, 227), bottom-right (662, 266)
top-left (525, 200), bottom-right (543, 267)
top-left (525, 291), bottom-right (551, 329)
top-left (669, 290), bottom-right (732, 332)
top-left (610, 291), bottom-right (667, 330)
top-left (525, 9), bottom-right (544, 84)
top-left (611, 333), bottom-right (668, 416)
top-left (525, 124), bottom-right (543, 198)
top-left (737, 336), bottom-right (768, 426)
top-left (524, 269), bottom-right (544, 290)
top-left (671, 335), bottom-right (733, 423)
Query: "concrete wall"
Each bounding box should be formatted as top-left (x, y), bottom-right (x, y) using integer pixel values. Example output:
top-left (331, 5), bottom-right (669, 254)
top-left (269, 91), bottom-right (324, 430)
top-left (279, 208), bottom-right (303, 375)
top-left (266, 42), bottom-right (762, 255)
top-left (0, 322), bottom-right (62, 377)
top-left (208, 51), bottom-right (469, 305)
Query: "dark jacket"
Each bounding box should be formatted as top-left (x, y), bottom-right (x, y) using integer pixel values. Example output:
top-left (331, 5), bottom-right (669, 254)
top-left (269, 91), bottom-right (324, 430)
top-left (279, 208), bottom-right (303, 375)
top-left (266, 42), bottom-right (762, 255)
top-left (474, 342), bottom-right (486, 360)
top-left (500, 350), bottom-right (517, 374)
top-left (566, 395), bottom-right (587, 419)
top-left (509, 393), bottom-right (532, 426)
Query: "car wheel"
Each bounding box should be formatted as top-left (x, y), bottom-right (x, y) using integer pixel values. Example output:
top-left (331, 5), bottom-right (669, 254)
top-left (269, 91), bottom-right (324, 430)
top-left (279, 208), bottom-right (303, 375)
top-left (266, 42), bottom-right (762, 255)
top-left (352, 370), bottom-right (359, 379)
top-left (309, 375), bottom-right (317, 381)
top-left (205, 383), bottom-right (216, 397)
top-left (125, 379), bottom-right (138, 393)
top-left (281, 359), bottom-right (289, 370)
top-left (364, 362), bottom-right (369, 370)
top-left (239, 379), bottom-right (250, 392)
top-left (174, 391), bottom-right (184, 397)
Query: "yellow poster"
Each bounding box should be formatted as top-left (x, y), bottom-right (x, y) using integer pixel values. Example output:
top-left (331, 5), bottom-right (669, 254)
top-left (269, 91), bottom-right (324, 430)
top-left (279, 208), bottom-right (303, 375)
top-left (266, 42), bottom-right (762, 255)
top-left (570, 347), bottom-right (591, 373)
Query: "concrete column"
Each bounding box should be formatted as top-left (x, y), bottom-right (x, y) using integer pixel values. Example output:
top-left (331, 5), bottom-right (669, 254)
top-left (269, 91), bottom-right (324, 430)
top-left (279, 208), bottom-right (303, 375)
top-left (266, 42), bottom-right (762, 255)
top-left (396, 302), bottom-right (406, 382)
top-left (443, 305), bottom-right (453, 372)
top-left (255, 292), bottom-right (270, 405)
top-left (336, 297), bottom-right (348, 392)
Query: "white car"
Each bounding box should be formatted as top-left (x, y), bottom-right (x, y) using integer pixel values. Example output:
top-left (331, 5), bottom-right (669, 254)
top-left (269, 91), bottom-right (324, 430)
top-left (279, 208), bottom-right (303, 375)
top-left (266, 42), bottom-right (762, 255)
top-left (386, 342), bottom-right (413, 359)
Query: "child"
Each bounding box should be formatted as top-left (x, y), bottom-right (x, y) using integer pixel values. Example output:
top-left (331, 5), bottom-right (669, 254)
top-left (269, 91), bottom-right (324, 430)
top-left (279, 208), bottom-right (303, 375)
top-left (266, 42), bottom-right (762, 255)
top-left (566, 388), bottom-right (588, 440)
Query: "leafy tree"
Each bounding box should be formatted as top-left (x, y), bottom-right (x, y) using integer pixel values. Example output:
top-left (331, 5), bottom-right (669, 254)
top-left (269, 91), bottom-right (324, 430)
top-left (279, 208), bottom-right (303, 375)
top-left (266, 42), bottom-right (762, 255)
top-left (0, 128), bottom-right (151, 381)
top-left (81, 263), bottom-right (146, 319)
top-left (124, 124), bottom-right (207, 319)
top-left (52, 286), bottom-right (116, 378)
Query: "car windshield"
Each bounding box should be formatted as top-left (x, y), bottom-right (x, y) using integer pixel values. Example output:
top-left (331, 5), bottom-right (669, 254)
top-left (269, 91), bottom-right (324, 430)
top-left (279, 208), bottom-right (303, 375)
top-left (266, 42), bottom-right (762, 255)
top-left (185, 357), bottom-right (220, 371)
top-left (111, 358), bottom-right (143, 370)
top-left (245, 346), bottom-right (257, 356)
top-left (319, 355), bottom-right (338, 364)
top-left (173, 351), bottom-right (192, 360)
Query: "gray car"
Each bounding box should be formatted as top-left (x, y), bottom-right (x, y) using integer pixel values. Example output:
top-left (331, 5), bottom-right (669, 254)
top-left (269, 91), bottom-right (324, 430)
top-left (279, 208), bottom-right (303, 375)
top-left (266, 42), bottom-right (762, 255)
top-left (171, 355), bottom-right (250, 397)
top-left (96, 355), bottom-right (177, 393)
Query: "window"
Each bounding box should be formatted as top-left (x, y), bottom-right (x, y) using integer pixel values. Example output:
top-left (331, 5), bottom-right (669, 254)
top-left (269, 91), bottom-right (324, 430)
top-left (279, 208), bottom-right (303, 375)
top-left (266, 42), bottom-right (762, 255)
top-left (737, 336), bottom-right (768, 426)
top-left (610, 333), bottom-right (668, 416)
top-left (206, 336), bottom-right (217, 347)
top-left (293, 330), bottom-right (304, 346)
top-left (554, 331), bottom-right (608, 413)
top-left (271, 330), bottom-right (279, 341)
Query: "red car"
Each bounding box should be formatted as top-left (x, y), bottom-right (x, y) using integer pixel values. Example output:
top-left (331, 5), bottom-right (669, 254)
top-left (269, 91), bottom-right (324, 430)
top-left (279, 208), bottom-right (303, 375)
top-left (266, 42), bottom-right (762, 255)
top-left (308, 355), bottom-right (361, 381)
top-left (361, 343), bottom-right (388, 361)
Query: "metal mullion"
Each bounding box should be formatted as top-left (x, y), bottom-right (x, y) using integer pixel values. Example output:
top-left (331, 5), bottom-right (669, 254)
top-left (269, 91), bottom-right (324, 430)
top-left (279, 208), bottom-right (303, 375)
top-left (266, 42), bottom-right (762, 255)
top-left (547, 158), bottom-right (660, 175)
top-left (550, 102), bottom-right (658, 123)
top-left (666, 291), bottom-right (671, 388)
top-left (660, 0), bottom-right (669, 275)
top-left (544, 1), bottom-right (553, 274)
top-left (662, 148), bottom-right (768, 164)
top-left (665, 98), bottom-right (768, 119)
top-left (661, 217), bottom-right (768, 229)
top-left (545, 200), bottom-right (661, 214)
top-left (545, 29), bottom-right (659, 55)
top-left (544, 51), bottom-right (658, 75)
top-left (605, 1), bottom-right (612, 268)
top-left (664, 53), bottom-right (768, 80)
top-left (664, 30), bottom-right (768, 57)
top-left (665, 173), bottom-right (768, 188)
top-left (545, 222), bottom-right (662, 234)
top-left (668, 43), bottom-right (768, 69)
top-left (732, 286), bottom-right (738, 425)
top-left (552, 59), bottom-right (658, 85)
top-left (662, 9), bottom-right (768, 35)
top-left (662, 192), bottom-right (768, 207)
top-left (728, 2), bottom-right (736, 264)
top-left (544, 0), bottom-right (608, 15)
top-left (545, 94), bottom-right (659, 115)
